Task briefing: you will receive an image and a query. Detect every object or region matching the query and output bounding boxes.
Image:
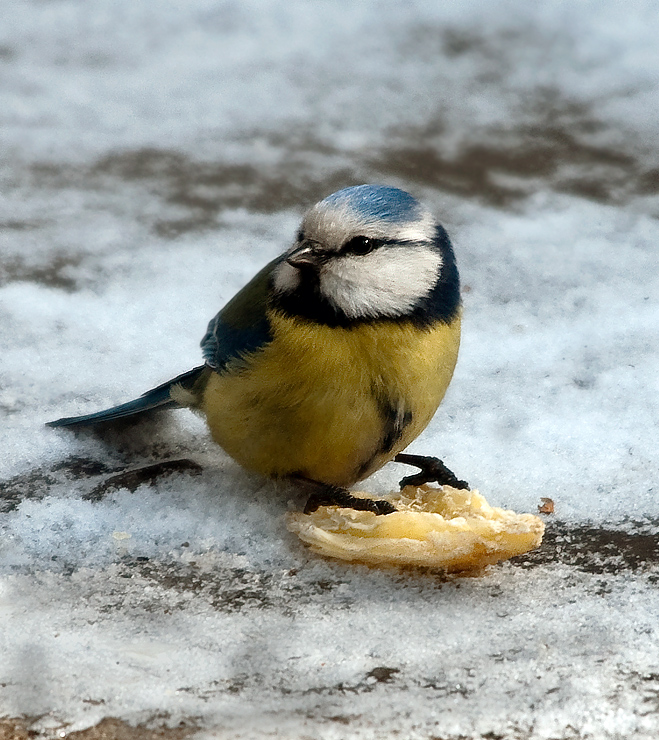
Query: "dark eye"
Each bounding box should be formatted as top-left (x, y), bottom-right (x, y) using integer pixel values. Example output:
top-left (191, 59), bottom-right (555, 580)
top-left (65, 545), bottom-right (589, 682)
top-left (343, 236), bottom-right (375, 256)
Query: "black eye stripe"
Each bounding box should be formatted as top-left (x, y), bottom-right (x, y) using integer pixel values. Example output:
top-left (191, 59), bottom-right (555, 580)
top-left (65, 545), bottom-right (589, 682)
top-left (342, 236), bottom-right (381, 256)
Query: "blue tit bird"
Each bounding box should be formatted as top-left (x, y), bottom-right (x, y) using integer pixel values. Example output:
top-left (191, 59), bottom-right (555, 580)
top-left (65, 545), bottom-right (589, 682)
top-left (48, 184), bottom-right (467, 514)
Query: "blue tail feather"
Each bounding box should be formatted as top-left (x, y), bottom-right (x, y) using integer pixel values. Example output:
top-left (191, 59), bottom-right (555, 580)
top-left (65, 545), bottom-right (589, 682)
top-left (47, 366), bottom-right (206, 428)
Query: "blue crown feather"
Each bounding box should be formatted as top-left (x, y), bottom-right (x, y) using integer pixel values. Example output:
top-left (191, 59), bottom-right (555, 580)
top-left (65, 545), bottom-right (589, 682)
top-left (321, 185), bottom-right (421, 224)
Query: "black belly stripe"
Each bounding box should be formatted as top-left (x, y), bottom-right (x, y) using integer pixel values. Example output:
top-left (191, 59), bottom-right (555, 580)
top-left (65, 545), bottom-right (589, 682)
top-left (380, 404), bottom-right (413, 454)
top-left (355, 393), bottom-right (413, 479)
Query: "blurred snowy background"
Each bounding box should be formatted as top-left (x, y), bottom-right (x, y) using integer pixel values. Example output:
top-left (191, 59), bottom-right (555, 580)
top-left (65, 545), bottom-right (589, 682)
top-left (1, 1), bottom-right (658, 738)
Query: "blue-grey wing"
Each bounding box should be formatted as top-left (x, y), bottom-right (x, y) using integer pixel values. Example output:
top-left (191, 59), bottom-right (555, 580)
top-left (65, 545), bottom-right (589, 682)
top-left (201, 257), bottom-right (280, 372)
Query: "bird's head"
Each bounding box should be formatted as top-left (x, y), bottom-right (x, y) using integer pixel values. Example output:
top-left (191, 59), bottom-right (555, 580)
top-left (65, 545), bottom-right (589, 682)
top-left (271, 184), bottom-right (460, 327)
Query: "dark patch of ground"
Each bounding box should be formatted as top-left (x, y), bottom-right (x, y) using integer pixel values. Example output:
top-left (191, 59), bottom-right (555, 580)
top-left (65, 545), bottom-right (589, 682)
top-left (0, 717), bottom-right (198, 740)
top-left (370, 81), bottom-right (658, 210)
top-left (0, 457), bottom-right (118, 514)
top-left (0, 254), bottom-right (84, 292)
top-left (513, 518), bottom-right (659, 576)
top-left (27, 147), bottom-right (361, 238)
top-left (371, 118), bottom-right (650, 210)
top-left (91, 145), bottom-right (360, 227)
top-left (84, 459), bottom-right (203, 501)
top-left (101, 555), bottom-right (351, 615)
top-left (0, 454), bottom-right (202, 513)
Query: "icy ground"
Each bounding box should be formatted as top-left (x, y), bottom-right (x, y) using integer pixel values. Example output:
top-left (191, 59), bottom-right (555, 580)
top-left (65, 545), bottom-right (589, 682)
top-left (1, 1), bottom-right (659, 738)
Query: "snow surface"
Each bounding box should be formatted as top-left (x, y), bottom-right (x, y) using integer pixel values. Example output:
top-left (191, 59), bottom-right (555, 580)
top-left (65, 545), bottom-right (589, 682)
top-left (1, 1), bottom-right (659, 738)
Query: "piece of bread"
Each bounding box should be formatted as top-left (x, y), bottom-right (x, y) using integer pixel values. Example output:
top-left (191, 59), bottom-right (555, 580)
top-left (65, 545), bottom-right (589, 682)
top-left (287, 485), bottom-right (545, 571)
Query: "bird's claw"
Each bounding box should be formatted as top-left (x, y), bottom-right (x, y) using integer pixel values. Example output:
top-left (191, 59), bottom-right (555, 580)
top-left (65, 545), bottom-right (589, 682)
top-left (303, 484), bottom-right (396, 516)
top-left (394, 453), bottom-right (469, 491)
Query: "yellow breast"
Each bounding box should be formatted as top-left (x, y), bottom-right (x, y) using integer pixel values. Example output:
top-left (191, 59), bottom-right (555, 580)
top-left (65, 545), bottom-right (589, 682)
top-left (201, 310), bottom-right (461, 487)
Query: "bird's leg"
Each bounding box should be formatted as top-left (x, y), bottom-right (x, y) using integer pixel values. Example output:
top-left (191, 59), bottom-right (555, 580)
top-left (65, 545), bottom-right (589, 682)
top-left (295, 477), bottom-right (396, 516)
top-left (394, 453), bottom-right (469, 490)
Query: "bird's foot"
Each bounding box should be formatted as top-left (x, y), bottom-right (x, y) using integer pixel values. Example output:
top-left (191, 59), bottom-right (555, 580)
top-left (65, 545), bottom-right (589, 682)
top-left (298, 479), bottom-right (396, 516)
top-left (394, 453), bottom-right (469, 491)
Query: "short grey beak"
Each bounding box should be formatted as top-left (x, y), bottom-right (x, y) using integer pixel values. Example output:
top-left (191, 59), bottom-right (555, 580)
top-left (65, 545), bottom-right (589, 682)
top-left (286, 244), bottom-right (322, 268)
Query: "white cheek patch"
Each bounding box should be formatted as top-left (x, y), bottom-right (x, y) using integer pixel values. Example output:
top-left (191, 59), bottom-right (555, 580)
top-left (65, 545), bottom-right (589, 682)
top-left (320, 246), bottom-right (442, 319)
